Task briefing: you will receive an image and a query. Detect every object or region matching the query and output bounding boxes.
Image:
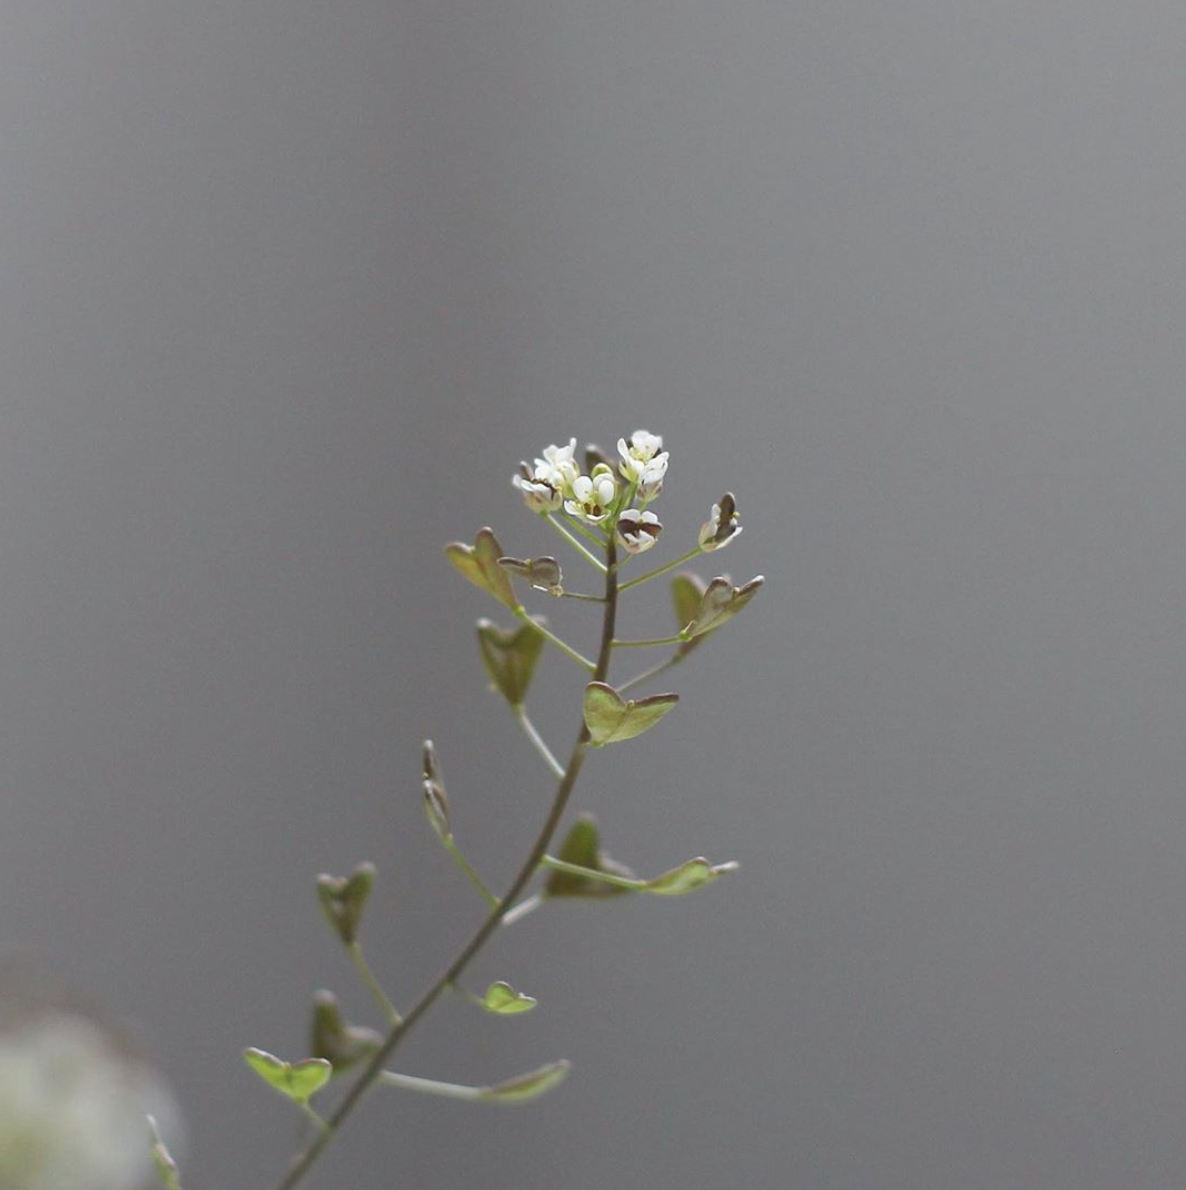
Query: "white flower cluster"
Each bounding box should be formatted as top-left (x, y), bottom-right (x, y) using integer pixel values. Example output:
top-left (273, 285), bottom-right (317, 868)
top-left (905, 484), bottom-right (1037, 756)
top-left (512, 431), bottom-right (742, 562)
top-left (0, 1011), bottom-right (180, 1190)
top-left (513, 430), bottom-right (672, 554)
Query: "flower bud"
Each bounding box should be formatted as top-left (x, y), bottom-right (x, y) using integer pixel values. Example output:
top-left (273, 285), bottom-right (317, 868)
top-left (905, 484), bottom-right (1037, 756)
top-left (698, 492), bottom-right (742, 551)
top-left (564, 472), bottom-right (617, 524)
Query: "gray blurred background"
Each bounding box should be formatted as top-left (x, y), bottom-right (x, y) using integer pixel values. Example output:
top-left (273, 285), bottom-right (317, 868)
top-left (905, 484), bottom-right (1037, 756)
top-left (3, 1), bottom-right (1186, 1187)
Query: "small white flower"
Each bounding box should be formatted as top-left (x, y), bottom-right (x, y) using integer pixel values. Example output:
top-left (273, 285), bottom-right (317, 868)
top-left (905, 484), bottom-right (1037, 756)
top-left (564, 471), bottom-right (617, 524)
top-left (541, 438), bottom-right (580, 489)
top-left (698, 492), bottom-right (742, 551)
top-left (0, 1011), bottom-right (180, 1190)
top-left (512, 461), bottom-right (564, 512)
top-left (617, 430), bottom-right (669, 499)
top-left (511, 438), bottom-right (579, 512)
top-left (616, 508), bottom-right (662, 554)
top-left (633, 455), bottom-right (668, 501)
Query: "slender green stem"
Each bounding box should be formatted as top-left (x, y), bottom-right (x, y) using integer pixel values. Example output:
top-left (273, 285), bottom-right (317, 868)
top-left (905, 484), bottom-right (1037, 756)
top-left (564, 513), bottom-right (610, 548)
top-left (347, 943), bottom-right (401, 1027)
top-left (447, 981), bottom-right (488, 1010)
top-left (554, 589), bottom-right (605, 602)
top-left (516, 608), bottom-right (595, 671)
top-left (266, 540), bottom-right (620, 1190)
top-left (540, 854), bottom-right (644, 892)
top-left (616, 651), bottom-right (687, 694)
top-left (545, 514), bottom-right (607, 573)
top-left (500, 893), bottom-right (543, 927)
top-left (376, 1070), bottom-right (484, 1102)
top-left (442, 838), bottom-right (499, 909)
top-left (515, 706), bottom-right (565, 779)
top-left (298, 1103), bottom-right (330, 1136)
top-left (617, 546), bottom-right (702, 592)
top-left (612, 635), bottom-right (687, 649)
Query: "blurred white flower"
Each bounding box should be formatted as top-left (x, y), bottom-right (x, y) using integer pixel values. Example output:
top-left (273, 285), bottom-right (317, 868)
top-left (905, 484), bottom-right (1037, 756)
top-left (617, 431), bottom-right (668, 501)
top-left (512, 461), bottom-right (564, 513)
top-left (0, 1011), bottom-right (179, 1190)
top-left (564, 471), bottom-right (617, 524)
top-left (615, 508), bottom-right (662, 554)
top-left (512, 438), bottom-right (580, 512)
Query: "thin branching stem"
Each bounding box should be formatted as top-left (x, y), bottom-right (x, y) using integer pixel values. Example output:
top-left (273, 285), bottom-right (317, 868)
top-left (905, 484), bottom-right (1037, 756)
top-left (267, 541), bottom-right (620, 1190)
top-left (517, 607), bottom-right (596, 672)
top-left (347, 943), bottom-right (402, 1027)
top-left (611, 635), bottom-right (687, 649)
top-left (545, 514), bottom-right (607, 574)
top-left (515, 706), bottom-right (565, 779)
top-left (616, 651), bottom-right (688, 694)
top-left (442, 838), bottom-right (499, 909)
top-left (540, 854), bottom-right (644, 891)
top-left (617, 546), bottom-right (702, 592)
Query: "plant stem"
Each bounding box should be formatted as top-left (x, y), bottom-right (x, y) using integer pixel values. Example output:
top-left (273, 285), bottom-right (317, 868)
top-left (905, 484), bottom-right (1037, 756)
top-left (347, 943), bottom-right (401, 1027)
top-left (267, 541), bottom-right (619, 1190)
top-left (611, 635), bottom-right (687, 648)
top-left (545, 514), bottom-right (607, 574)
top-left (616, 651), bottom-right (688, 694)
top-left (540, 854), bottom-right (644, 892)
top-left (554, 590), bottom-right (605, 602)
top-left (499, 893), bottom-right (543, 927)
top-left (617, 546), bottom-right (702, 592)
top-left (517, 608), bottom-right (596, 672)
top-left (375, 1070), bottom-right (485, 1102)
top-left (515, 706), bottom-right (565, 779)
top-left (442, 838), bottom-right (499, 909)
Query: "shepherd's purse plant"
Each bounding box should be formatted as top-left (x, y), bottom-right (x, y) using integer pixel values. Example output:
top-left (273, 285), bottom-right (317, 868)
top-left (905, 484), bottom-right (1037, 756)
top-left (155, 430), bottom-right (764, 1189)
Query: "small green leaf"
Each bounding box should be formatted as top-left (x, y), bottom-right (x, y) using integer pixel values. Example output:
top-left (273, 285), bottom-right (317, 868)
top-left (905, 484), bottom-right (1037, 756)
top-left (481, 981), bottom-right (538, 1015)
top-left (445, 528), bottom-right (519, 610)
top-left (316, 862), bottom-right (376, 945)
top-left (583, 681), bottom-right (679, 746)
top-left (476, 618), bottom-right (546, 706)
top-left (545, 815), bottom-right (636, 898)
top-left (244, 1048), bottom-right (333, 1104)
top-left (642, 858), bottom-right (740, 896)
top-left (498, 554), bottom-right (563, 594)
top-left (479, 1059), bottom-right (571, 1104)
top-left (310, 990), bottom-right (383, 1074)
top-left (148, 1116), bottom-right (182, 1190)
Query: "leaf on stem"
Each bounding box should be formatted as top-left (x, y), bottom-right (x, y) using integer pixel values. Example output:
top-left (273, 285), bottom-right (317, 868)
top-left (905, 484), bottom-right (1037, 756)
top-left (545, 815), bottom-right (636, 898)
top-left (480, 980), bottom-right (539, 1015)
top-left (498, 554), bottom-right (563, 595)
top-left (445, 528), bottom-right (519, 610)
top-left (316, 862), bottom-right (376, 945)
top-left (310, 990), bottom-right (383, 1074)
top-left (680, 576), bottom-right (764, 640)
top-left (476, 618), bottom-right (546, 706)
top-left (480, 1059), bottom-right (571, 1104)
top-left (583, 681), bottom-right (679, 746)
top-left (243, 1048), bottom-right (332, 1105)
top-left (641, 858), bottom-right (740, 896)
top-left (148, 1116), bottom-right (182, 1190)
